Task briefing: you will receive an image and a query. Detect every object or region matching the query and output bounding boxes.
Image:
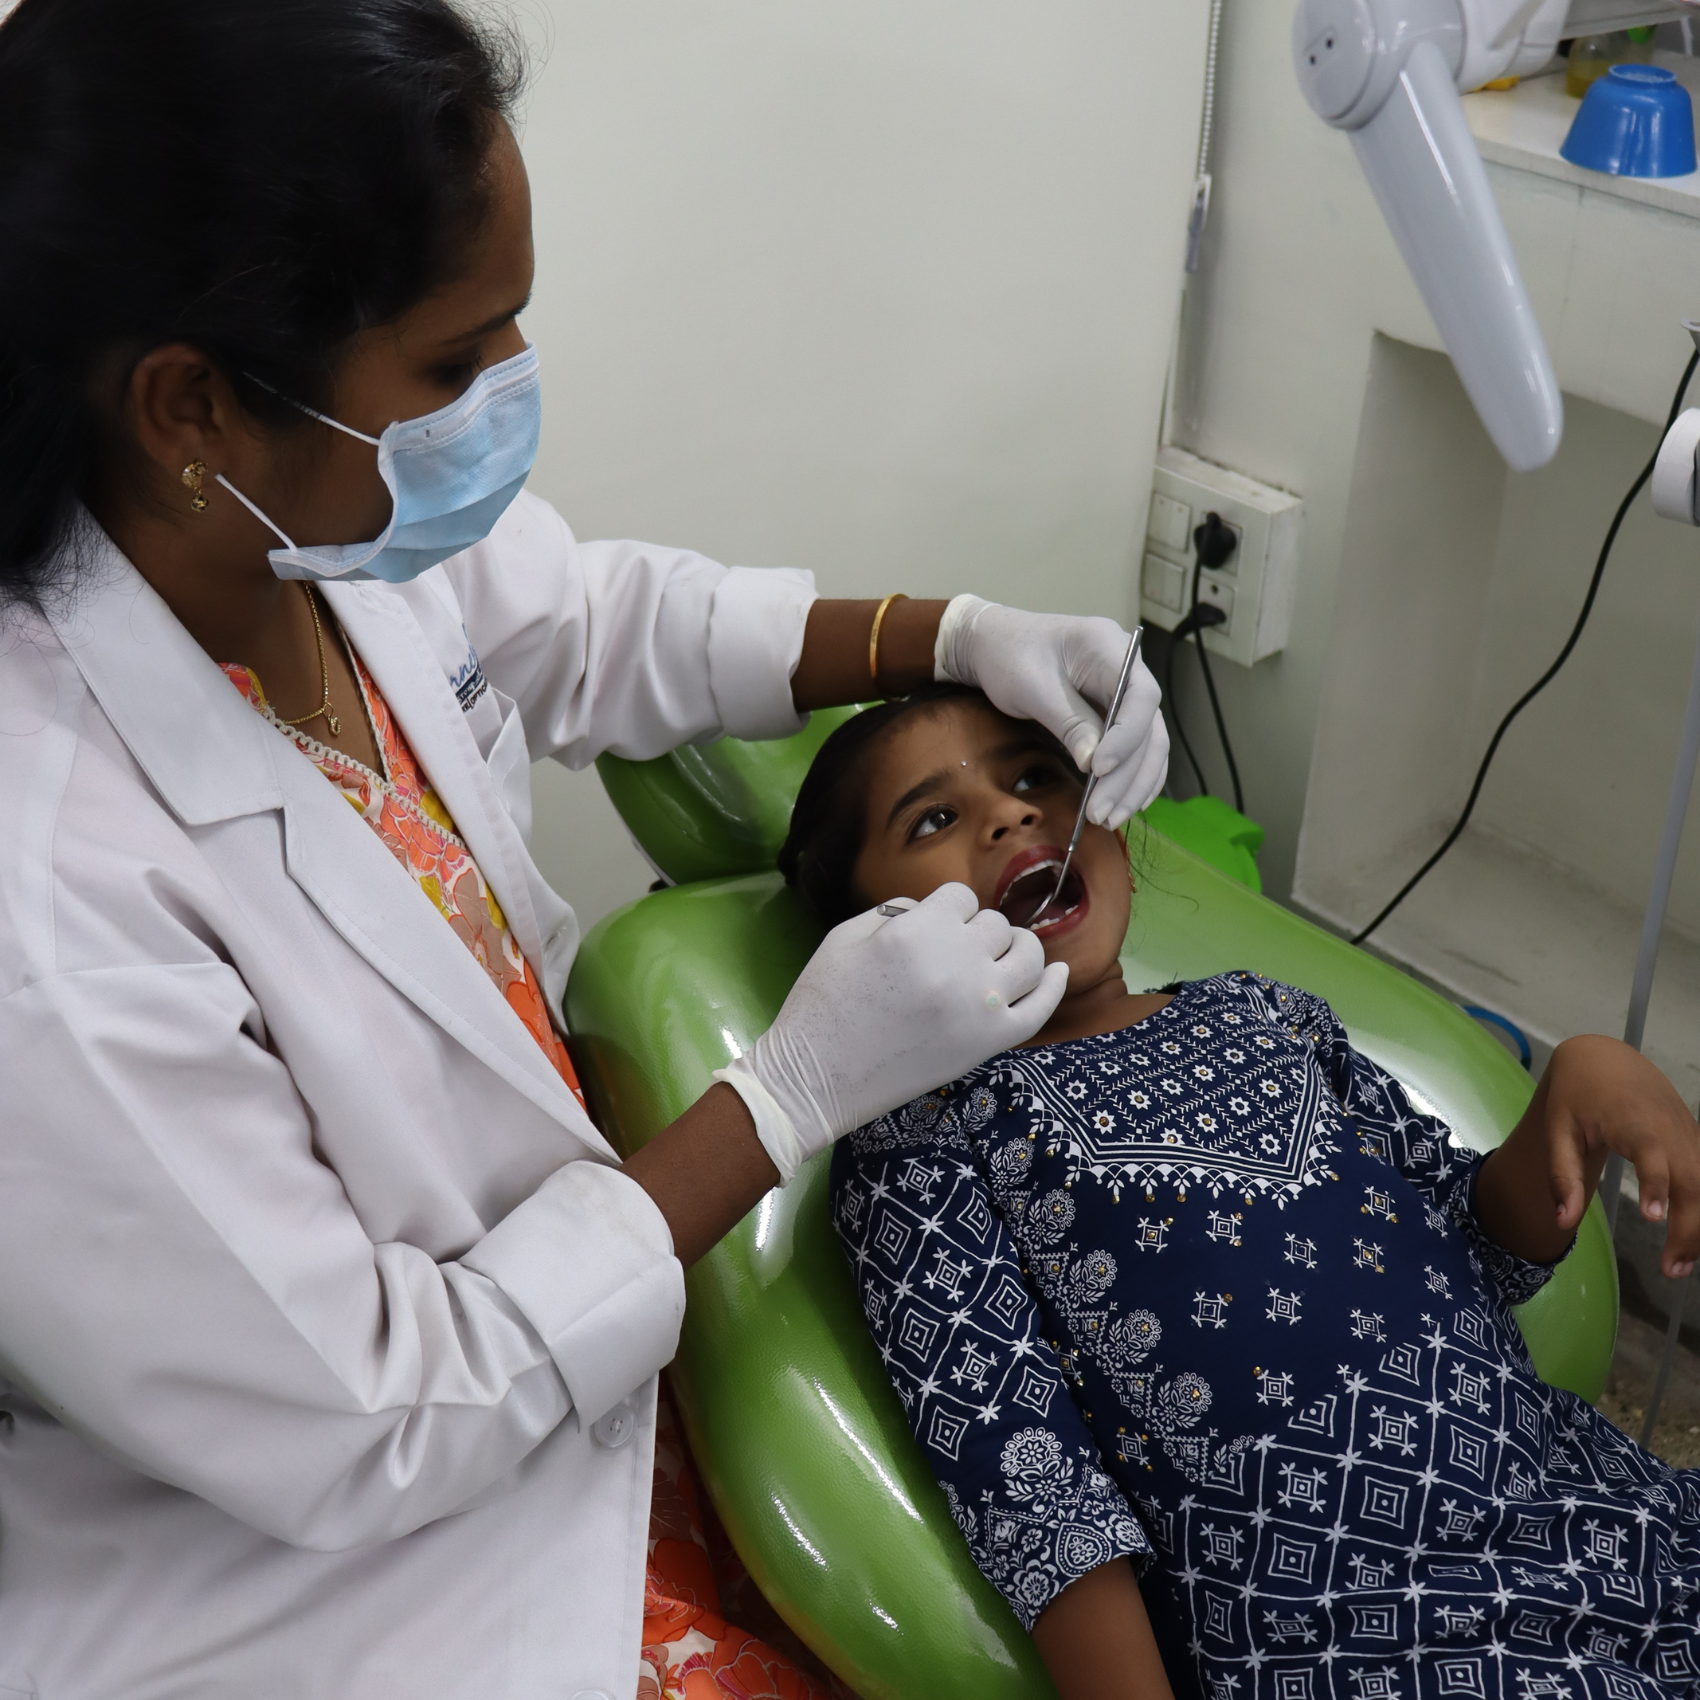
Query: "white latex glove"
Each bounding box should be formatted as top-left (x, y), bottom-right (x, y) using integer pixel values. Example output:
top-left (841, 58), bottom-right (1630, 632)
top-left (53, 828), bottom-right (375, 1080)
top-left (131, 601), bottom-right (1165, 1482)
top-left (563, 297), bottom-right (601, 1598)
top-left (714, 884), bottom-right (1068, 1183)
top-left (934, 593), bottom-right (1170, 828)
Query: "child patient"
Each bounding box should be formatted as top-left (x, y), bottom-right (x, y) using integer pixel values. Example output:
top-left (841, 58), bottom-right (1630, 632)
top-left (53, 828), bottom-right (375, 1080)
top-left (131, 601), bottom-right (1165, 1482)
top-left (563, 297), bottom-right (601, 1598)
top-left (777, 684), bottom-right (1700, 1700)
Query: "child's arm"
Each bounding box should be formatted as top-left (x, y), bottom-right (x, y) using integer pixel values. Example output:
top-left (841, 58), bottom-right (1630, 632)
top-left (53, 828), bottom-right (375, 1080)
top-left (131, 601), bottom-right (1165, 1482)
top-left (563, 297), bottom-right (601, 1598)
top-left (1475, 1034), bottom-right (1700, 1277)
top-left (1032, 1559), bottom-right (1176, 1700)
top-left (1268, 971), bottom-right (1700, 1288)
top-left (828, 1124), bottom-right (1156, 1678)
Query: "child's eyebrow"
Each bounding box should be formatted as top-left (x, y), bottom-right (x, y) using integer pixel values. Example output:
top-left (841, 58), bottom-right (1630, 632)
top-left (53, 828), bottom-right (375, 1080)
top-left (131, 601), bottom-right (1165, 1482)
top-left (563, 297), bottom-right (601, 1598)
top-left (884, 735), bottom-right (1063, 828)
top-left (987, 734), bottom-right (1061, 763)
top-left (886, 768), bottom-right (953, 828)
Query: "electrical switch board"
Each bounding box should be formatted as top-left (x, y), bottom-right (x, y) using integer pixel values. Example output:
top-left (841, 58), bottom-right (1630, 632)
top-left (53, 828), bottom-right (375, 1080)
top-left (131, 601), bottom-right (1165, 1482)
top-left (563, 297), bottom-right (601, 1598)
top-left (1139, 446), bottom-right (1302, 668)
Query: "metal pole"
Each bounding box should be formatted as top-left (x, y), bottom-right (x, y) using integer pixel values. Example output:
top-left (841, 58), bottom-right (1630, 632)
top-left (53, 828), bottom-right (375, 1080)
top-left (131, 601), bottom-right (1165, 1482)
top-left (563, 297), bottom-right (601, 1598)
top-left (1603, 613), bottom-right (1700, 1235)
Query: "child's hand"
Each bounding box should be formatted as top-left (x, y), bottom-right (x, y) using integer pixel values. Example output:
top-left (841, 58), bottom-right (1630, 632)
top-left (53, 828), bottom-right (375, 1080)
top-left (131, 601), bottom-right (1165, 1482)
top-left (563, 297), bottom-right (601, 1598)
top-left (1477, 1035), bottom-right (1700, 1275)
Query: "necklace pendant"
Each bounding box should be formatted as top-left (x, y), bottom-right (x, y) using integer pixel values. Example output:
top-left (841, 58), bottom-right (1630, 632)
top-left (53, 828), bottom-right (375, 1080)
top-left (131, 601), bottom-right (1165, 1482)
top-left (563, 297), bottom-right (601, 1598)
top-left (326, 705), bottom-right (340, 737)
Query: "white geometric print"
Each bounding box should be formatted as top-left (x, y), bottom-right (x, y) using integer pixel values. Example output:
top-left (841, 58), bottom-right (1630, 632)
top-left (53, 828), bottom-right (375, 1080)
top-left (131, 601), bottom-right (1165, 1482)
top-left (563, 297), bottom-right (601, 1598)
top-left (833, 970), bottom-right (1699, 1700)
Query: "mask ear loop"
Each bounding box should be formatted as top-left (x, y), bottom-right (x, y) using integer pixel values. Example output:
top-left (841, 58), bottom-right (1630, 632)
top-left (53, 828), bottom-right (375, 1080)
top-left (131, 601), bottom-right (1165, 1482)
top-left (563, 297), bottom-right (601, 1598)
top-left (243, 373), bottom-right (384, 446)
top-left (213, 375), bottom-right (387, 550)
top-left (214, 473), bottom-right (298, 550)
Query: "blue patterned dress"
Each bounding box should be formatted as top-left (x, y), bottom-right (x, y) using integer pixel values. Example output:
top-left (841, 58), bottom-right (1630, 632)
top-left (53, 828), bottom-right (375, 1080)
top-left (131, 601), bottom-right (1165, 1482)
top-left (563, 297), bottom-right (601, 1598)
top-left (830, 972), bottom-right (1700, 1700)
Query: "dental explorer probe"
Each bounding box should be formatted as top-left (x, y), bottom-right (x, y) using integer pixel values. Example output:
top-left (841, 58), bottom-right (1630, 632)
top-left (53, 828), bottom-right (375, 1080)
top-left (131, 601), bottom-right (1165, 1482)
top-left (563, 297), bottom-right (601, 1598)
top-left (1040, 628), bottom-right (1143, 917)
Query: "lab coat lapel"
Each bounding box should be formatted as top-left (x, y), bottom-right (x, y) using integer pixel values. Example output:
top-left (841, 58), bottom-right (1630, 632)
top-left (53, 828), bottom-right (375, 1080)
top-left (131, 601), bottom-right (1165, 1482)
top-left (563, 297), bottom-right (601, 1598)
top-left (49, 531), bottom-right (592, 1139)
top-left (321, 582), bottom-right (547, 978)
top-left (311, 583), bottom-right (607, 1143)
top-left (48, 537), bottom-right (287, 828)
top-left (271, 744), bottom-right (588, 1132)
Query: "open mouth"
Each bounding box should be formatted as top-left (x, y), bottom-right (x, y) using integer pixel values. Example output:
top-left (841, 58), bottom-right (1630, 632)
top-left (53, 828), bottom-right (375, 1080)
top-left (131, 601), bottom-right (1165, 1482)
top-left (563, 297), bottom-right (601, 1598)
top-left (996, 856), bottom-right (1088, 932)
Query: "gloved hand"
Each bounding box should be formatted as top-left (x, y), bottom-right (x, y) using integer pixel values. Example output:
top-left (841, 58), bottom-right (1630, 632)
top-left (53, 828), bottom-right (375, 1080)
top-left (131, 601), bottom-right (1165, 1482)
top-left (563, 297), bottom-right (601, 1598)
top-left (933, 594), bottom-right (1169, 828)
top-left (714, 884), bottom-right (1068, 1183)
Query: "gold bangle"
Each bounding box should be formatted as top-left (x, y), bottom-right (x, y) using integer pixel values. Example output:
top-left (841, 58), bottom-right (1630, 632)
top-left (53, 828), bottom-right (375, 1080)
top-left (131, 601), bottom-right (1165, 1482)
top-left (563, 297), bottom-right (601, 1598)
top-left (868, 592), bottom-right (907, 687)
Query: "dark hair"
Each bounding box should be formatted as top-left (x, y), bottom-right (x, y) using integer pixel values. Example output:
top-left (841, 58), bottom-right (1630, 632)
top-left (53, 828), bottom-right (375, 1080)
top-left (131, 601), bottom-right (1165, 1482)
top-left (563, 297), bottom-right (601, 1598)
top-left (780, 684), bottom-right (1082, 928)
top-left (0, 0), bottom-right (524, 607)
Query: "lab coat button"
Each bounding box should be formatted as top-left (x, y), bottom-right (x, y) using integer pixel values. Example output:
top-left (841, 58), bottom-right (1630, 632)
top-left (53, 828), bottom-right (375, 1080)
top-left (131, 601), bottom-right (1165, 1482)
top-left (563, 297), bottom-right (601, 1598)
top-left (591, 1402), bottom-right (635, 1449)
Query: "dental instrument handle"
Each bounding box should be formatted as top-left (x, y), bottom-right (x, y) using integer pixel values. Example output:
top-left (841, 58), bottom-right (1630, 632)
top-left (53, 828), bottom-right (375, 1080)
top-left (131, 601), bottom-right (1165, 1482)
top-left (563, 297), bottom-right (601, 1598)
top-left (1044, 629), bottom-right (1143, 913)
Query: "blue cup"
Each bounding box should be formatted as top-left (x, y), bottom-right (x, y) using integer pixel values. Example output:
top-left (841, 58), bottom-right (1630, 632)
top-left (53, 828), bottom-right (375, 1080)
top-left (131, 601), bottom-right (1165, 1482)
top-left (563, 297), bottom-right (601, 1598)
top-left (1561, 63), bottom-right (1697, 179)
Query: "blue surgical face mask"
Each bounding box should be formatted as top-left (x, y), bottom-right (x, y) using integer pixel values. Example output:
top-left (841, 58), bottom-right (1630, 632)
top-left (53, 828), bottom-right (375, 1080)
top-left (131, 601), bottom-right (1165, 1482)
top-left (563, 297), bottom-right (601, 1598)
top-left (215, 342), bottom-right (541, 584)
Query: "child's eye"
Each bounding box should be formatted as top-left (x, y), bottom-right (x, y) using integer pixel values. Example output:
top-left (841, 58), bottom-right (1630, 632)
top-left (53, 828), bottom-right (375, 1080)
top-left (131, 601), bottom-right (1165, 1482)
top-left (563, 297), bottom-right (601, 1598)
top-left (909, 805), bottom-right (956, 841)
top-left (1012, 763), bottom-right (1061, 794)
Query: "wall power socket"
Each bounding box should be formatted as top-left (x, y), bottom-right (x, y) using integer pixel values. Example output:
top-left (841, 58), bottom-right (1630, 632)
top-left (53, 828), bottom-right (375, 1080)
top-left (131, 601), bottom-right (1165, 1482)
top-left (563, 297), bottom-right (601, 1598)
top-left (1139, 446), bottom-right (1302, 668)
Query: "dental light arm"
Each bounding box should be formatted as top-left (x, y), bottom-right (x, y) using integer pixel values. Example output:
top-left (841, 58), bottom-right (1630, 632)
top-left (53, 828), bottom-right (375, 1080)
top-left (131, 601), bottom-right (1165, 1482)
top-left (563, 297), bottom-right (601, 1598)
top-left (1292, 0), bottom-right (1567, 470)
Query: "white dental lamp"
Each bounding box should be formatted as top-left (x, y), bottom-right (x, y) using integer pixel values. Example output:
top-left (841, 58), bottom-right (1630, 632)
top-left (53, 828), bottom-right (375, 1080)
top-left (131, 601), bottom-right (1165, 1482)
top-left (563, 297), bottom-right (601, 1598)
top-left (1292, 0), bottom-right (1572, 472)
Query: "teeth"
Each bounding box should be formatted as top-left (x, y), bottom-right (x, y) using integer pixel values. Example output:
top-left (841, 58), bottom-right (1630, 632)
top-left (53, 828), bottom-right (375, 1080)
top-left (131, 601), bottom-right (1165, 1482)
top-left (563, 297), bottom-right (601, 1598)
top-left (1028, 867), bottom-right (1084, 926)
top-left (1011, 864), bottom-right (1059, 885)
top-left (997, 857), bottom-right (1084, 928)
top-left (1000, 860), bottom-right (1062, 904)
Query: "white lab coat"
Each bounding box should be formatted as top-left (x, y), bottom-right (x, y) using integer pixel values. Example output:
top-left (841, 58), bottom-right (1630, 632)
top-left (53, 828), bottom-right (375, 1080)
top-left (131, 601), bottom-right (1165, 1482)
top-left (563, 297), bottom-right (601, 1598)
top-left (0, 492), bottom-right (816, 1700)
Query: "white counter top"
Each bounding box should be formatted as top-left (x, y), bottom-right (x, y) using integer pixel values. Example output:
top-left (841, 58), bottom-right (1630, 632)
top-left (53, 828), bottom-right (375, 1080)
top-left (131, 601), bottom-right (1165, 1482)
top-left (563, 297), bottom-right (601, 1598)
top-left (1464, 55), bottom-right (1700, 220)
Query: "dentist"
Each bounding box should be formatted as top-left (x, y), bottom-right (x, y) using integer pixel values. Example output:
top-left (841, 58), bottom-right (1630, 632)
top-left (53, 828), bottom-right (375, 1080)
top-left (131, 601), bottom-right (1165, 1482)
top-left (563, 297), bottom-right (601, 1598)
top-left (0, 1), bottom-right (1169, 1696)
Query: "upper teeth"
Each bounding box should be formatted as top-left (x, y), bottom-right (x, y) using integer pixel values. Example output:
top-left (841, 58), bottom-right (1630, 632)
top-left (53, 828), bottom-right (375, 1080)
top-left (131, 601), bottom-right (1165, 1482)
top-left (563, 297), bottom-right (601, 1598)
top-left (1001, 863), bottom-right (1061, 903)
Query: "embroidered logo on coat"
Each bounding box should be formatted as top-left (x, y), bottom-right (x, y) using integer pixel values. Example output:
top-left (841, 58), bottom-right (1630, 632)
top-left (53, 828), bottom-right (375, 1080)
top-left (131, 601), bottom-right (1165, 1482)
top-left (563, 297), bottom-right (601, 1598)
top-left (451, 643), bottom-right (488, 712)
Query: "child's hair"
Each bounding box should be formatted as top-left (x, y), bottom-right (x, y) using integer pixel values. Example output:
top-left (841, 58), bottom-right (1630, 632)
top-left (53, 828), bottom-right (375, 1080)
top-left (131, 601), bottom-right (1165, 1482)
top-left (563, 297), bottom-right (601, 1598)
top-left (779, 684), bottom-right (1075, 928)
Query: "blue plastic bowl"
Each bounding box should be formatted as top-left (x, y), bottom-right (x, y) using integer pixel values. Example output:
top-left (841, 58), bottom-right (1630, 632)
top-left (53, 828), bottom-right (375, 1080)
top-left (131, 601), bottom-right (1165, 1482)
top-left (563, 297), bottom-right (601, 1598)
top-left (1561, 63), bottom-right (1697, 179)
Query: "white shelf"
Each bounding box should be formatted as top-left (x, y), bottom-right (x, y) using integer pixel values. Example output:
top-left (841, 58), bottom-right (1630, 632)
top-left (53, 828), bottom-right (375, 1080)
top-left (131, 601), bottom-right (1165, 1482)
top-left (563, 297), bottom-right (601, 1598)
top-left (1464, 58), bottom-right (1700, 222)
top-left (1295, 824), bottom-right (1700, 1108)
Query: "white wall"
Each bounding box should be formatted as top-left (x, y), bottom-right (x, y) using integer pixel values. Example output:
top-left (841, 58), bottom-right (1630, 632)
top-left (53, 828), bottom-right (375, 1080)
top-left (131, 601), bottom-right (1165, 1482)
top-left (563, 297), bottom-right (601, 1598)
top-left (1293, 335), bottom-right (1510, 896)
top-left (1158, 0), bottom-right (1455, 903)
top-left (512, 0), bottom-right (1211, 931)
top-left (1294, 334), bottom-right (1700, 932)
top-left (1467, 394), bottom-right (1700, 935)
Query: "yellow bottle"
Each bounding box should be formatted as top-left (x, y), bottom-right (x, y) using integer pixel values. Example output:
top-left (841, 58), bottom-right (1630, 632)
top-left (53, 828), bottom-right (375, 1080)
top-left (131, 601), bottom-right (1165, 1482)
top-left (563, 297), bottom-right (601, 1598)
top-left (1567, 28), bottom-right (1656, 99)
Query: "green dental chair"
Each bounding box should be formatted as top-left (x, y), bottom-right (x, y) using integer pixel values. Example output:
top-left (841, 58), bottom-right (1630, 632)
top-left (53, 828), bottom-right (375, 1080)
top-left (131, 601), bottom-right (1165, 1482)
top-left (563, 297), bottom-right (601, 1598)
top-left (566, 711), bottom-right (1619, 1700)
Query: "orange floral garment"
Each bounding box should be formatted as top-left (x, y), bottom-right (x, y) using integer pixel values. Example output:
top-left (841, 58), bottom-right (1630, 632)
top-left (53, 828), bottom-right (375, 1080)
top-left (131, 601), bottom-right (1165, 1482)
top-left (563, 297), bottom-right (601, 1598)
top-left (645, 1385), bottom-right (852, 1700)
top-left (223, 651), bottom-right (849, 1700)
top-left (220, 652), bottom-right (584, 1107)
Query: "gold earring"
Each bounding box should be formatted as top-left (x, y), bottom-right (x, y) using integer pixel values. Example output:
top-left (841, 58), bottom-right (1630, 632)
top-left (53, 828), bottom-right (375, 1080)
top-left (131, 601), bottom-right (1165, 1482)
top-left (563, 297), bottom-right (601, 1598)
top-left (180, 460), bottom-right (208, 513)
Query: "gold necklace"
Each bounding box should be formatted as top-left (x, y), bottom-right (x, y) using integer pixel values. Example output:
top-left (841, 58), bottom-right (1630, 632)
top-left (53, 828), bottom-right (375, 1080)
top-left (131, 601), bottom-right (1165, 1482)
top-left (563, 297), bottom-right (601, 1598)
top-left (276, 583), bottom-right (341, 738)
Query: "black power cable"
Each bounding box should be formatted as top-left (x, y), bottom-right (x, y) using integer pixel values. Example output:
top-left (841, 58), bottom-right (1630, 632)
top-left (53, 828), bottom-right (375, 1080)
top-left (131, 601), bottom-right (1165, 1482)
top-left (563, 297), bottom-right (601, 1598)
top-left (1160, 512), bottom-right (1244, 811)
top-left (1351, 348), bottom-right (1700, 947)
top-left (1190, 514), bottom-right (1245, 814)
top-left (1164, 613), bottom-right (1214, 797)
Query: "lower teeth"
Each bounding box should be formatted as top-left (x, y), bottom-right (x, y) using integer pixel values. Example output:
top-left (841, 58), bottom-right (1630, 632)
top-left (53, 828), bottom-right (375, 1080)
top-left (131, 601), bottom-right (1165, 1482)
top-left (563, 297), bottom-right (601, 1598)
top-left (1000, 871), bottom-right (1081, 926)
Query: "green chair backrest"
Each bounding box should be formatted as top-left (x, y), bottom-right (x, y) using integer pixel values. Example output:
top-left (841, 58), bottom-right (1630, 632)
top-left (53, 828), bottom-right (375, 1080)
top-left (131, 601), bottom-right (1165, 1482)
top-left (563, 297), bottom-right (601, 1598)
top-left (568, 725), bottom-right (1618, 1700)
top-left (594, 707), bottom-right (864, 886)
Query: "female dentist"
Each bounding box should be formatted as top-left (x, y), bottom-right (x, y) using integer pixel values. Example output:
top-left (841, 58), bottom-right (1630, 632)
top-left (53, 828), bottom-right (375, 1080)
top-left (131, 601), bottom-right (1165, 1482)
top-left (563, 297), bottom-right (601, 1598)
top-left (0, 2), bottom-right (1169, 1695)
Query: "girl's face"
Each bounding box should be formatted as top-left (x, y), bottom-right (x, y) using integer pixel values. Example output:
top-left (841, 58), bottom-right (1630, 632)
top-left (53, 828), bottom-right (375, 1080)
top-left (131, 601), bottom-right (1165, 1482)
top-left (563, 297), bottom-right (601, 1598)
top-left (850, 698), bottom-right (1133, 992)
